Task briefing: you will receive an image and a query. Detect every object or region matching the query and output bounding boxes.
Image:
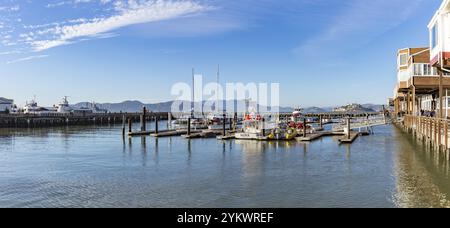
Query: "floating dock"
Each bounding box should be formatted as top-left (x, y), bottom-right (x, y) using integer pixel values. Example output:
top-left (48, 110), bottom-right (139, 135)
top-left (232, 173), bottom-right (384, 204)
top-left (338, 132), bottom-right (360, 143)
top-left (296, 132), bottom-right (329, 142)
top-left (217, 134), bottom-right (236, 140)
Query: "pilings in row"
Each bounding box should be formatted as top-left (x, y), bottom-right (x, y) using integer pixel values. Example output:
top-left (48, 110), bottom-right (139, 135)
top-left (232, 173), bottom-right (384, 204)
top-left (0, 112), bottom-right (169, 128)
top-left (402, 115), bottom-right (450, 159)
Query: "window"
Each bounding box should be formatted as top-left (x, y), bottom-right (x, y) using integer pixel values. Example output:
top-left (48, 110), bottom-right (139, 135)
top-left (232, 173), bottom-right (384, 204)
top-left (431, 24), bottom-right (438, 49)
top-left (424, 64), bottom-right (432, 75)
top-left (399, 54), bottom-right (408, 67)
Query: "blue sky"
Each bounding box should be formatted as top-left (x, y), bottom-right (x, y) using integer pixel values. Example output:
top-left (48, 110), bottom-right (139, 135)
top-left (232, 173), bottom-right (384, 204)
top-left (0, 0), bottom-right (443, 107)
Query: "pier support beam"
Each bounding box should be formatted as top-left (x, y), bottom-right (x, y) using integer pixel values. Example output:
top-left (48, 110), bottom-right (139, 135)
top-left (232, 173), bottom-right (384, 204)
top-left (412, 86), bottom-right (416, 116)
top-left (439, 70), bottom-right (444, 118)
top-left (406, 91), bottom-right (410, 115)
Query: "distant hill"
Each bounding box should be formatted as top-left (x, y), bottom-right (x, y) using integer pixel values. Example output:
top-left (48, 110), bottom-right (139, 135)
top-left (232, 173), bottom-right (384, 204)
top-left (333, 103), bottom-right (377, 113)
top-left (361, 104), bottom-right (385, 112)
top-left (73, 101), bottom-right (383, 114)
top-left (303, 107), bottom-right (328, 113)
top-left (73, 101), bottom-right (174, 113)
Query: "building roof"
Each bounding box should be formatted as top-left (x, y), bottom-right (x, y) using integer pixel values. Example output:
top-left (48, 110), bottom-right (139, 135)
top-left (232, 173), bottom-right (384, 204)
top-left (0, 97), bottom-right (13, 104)
top-left (398, 47), bottom-right (430, 64)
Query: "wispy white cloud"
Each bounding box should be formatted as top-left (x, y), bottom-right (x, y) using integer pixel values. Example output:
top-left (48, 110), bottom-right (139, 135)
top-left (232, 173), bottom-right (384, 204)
top-left (46, 0), bottom-right (111, 8)
top-left (0, 50), bottom-right (21, 55)
top-left (27, 0), bottom-right (208, 51)
top-left (0, 5), bottom-right (20, 12)
top-left (6, 55), bottom-right (49, 64)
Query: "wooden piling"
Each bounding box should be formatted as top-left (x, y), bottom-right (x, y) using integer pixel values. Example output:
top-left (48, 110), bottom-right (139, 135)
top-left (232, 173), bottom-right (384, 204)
top-left (122, 115), bottom-right (126, 136)
top-left (187, 118), bottom-right (191, 136)
top-left (168, 112), bottom-right (172, 129)
top-left (155, 116), bottom-right (159, 134)
top-left (262, 118), bottom-right (266, 136)
top-left (319, 115), bottom-right (323, 129)
top-left (223, 114), bottom-right (226, 136)
top-left (128, 118), bottom-right (132, 134)
top-left (303, 118), bottom-right (307, 137)
top-left (347, 117), bottom-right (351, 140)
top-left (141, 107), bottom-right (147, 132)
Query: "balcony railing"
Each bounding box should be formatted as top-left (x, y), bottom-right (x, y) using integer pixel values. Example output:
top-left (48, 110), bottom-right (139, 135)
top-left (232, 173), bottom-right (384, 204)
top-left (408, 63), bottom-right (439, 76)
top-left (398, 63), bottom-right (450, 82)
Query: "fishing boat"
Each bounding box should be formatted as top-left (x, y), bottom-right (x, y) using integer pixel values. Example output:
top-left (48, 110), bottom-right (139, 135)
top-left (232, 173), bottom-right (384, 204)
top-left (291, 107), bottom-right (303, 122)
top-left (235, 113), bottom-right (274, 140)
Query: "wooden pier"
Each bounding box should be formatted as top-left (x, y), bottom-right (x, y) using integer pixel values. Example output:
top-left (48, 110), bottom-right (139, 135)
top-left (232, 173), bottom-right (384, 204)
top-left (401, 115), bottom-right (450, 157)
top-left (0, 112), bottom-right (169, 128)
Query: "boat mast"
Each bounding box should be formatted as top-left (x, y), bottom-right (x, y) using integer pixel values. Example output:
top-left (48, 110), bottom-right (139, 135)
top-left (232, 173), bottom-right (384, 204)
top-left (217, 64), bottom-right (220, 115)
top-left (191, 68), bottom-right (195, 118)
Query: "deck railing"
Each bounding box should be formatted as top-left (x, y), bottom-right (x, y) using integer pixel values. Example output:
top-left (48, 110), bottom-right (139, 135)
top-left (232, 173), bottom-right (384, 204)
top-left (403, 115), bottom-right (450, 154)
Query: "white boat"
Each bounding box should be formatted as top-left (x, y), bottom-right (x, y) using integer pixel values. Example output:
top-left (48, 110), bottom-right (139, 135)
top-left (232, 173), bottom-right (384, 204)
top-left (291, 107), bottom-right (304, 122)
top-left (23, 98), bottom-right (53, 114)
top-left (207, 114), bottom-right (232, 130)
top-left (74, 102), bottom-right (108, 114)
top-left (171, 116), bottom-right (208, 130)
top-left (235, 113), bottom-right (275, 140)
top-left (57, 96), bottom-right (72, 113)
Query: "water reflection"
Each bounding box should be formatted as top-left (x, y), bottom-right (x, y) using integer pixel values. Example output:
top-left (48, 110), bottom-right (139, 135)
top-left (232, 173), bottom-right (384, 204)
top-left (4, 123), bottom-right (450, 207)
top-left (393, 128), bottom-right (450, 208)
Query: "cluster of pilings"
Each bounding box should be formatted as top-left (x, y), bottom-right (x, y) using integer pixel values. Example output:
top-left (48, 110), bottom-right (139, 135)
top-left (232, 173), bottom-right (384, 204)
top-left (401, 115), bottom-right (450, 157)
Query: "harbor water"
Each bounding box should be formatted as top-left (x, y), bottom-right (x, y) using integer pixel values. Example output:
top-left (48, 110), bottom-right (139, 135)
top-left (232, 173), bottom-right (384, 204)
top-left (1, 122), bottom-right (450, 208)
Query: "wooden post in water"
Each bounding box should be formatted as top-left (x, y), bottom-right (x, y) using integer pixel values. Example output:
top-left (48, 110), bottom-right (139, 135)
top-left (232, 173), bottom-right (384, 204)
top-left (122, 115), bottom-right (126, 136)
top-left (141, 107), bottom-right (147, 132)
top-left (262, 118), bottom-right (266, 136)
top-left (319, 115), bottom-right (323, 129)
top-left (439, 119), bottom-right (442, 150)
top-left (223, 114), bottom-right (226, 136)
top-left (445, 119), bottom-right (448, 155)
top-left (439, 70), bottom-right (444, 118)
top-left (168, 112), bottom-right (172, 130)
top-left (128, 118), bottom-right (132, 134)
top-left (347, 117), bottom-right (351, 140)
top-left (303, 118), bottom-right (307, 137)
top-left (229, 118), bottom-right (233, 132)
top-left (187, 118), bottom-right (191, 136)
top-left (155, 116), bottom-right (159, 134)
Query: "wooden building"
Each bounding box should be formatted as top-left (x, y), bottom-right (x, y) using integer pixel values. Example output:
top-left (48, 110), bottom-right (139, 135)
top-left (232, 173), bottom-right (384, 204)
top-left (393, 48), bottom-right (450, 117)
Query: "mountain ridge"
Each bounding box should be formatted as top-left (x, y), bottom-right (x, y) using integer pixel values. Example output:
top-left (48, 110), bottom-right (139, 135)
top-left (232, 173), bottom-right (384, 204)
top-left (72, 100), bottom-right (384, 113)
